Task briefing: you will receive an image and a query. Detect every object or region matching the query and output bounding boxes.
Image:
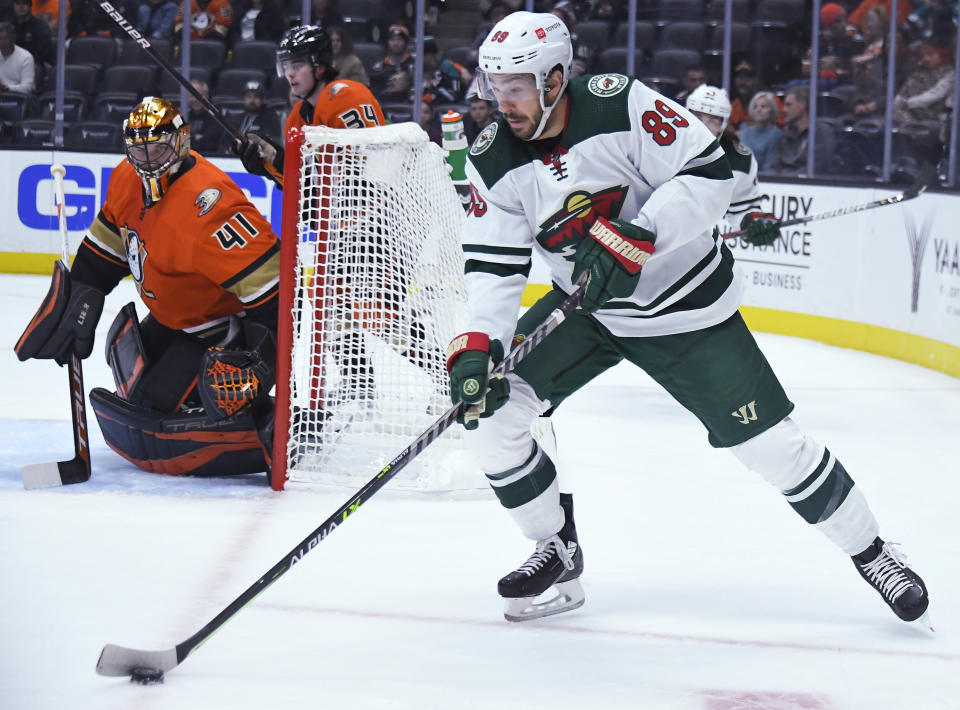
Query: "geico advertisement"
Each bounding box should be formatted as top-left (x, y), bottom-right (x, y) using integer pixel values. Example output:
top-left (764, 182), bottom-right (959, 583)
top-left (1, 150), bottom-right (279, 255)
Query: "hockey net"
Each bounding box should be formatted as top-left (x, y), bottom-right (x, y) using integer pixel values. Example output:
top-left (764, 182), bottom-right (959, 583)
top-left (272, 122), bottom-right (478, 492)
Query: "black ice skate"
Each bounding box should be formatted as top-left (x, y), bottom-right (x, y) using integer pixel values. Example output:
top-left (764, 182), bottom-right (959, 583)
top-left (852, 537), bottom-right (932, 630)
top-left (498, 492), bottom-right (585, 622)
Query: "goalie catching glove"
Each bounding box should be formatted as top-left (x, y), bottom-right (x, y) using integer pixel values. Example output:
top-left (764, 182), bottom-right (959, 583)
top-left (199, 321), bottom-right (276, 421)
top-left (15, 260), bottom-right (105, 366)
top-left (572, 216), bottom-right (656, 314)
top-left (236, 132), bottom-right (284, 181)
top-left (740, 212), bottom-right (781, 246)
top-left (446, 332), bottom-right (510, 430)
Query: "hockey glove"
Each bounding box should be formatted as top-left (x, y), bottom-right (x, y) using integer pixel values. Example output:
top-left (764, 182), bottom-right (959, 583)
top-left (15, 260), bottom-right (105, 366)
top-left (446, 332), bottom-right (510, 430)
top-left (571, 216), bottom-right (656, 314)
top-left (740, 212), bottom-right (781, 246)
top-left (199, 322), bottom-right (276, 421)
top-left (236, 132), bottom-right (284, 180)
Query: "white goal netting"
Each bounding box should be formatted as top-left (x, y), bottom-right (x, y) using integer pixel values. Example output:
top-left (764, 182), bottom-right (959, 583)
top-left (279, 122), bottom-right (480, 492)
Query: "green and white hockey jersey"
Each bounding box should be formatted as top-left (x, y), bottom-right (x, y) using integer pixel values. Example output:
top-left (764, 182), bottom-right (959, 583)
top-left (721, 133), bottom-right (764, 222)
top-left (462, 73), bottom-right (740, 344)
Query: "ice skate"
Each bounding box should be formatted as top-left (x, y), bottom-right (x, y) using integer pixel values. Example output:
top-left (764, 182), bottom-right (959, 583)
top-left (852, 537), bottom-right (932, 630)
top-left (498, 493), bottom-right (584, 622)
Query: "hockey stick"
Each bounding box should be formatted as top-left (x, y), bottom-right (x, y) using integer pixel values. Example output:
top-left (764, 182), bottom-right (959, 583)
top-left (720, 180), bottom-right (928, 240)
top-left (21, 165), bottom-right (92, 490)
top-left (96, 275), bottom-right (589, 680)
top-left (95, 0), bottom-right (283, 188)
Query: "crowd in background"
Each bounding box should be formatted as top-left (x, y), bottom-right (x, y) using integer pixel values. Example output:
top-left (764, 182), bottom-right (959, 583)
top-left (0, 0), bottom-right (957, 183)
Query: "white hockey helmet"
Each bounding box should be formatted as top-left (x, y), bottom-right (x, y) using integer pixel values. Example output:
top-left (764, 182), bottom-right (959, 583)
top-left (475, 11), bottom-right (573, 140)
top-left (685, 84), bottom-right (732, 135)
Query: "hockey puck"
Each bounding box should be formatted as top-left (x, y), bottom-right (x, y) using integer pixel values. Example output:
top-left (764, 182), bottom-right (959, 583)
top-left (130, 667), bottom-right (164, 685)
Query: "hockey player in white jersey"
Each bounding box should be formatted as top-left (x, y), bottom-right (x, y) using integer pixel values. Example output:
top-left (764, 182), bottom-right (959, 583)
top-left (445, 11), bottom-right (931, 627)
top-left (684, 83), bottom-right (781, 245)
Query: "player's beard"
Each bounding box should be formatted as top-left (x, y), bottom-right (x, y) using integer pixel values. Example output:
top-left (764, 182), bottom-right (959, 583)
top-left (502, 105), bottom-right (543, 141)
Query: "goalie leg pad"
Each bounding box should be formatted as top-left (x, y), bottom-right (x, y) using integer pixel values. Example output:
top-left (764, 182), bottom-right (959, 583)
top-left (90, 387), bottom-right (269, 476)
top-left (105, 303), bottom-right (148, 399)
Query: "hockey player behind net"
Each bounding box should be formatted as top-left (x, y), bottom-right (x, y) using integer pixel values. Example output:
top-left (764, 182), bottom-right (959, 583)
top-left (446, 11), bottom-right (931, 627)
top-left (16, 97), bottom-right (279, 478)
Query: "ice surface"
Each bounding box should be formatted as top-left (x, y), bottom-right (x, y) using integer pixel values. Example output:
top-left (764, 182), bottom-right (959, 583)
top-left (1, 274), bottom-right (958, 710)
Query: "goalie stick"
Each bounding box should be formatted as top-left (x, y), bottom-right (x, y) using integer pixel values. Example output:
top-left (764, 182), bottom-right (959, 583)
top-left (21, 165), bottom-right (91, 490)
top-left (95, 0), bottom-right (283, 188)
top-left (95, 274), bottom-right (589, 680)
top-left (721, 180), bottom-right (928, 240)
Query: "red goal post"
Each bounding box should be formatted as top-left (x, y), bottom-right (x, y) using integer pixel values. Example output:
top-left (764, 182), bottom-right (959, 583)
top-left (271, 123), bottom-right (478, 492)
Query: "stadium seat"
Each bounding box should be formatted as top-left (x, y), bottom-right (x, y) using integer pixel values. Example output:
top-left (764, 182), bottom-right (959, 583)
top-left (92, 92), bottom-right (140, 123)
top-left (657, 0), bottom-right (704, 22)
top-left (353, 42), bottom-right (384, 73)
top-left (14, 119), bottom-right (56, 146)
top-left (0, 91), bottom-right (31, 124)
top-left (213, 69), bottom-right (267, 100)
top-left (658, 21), bottom-right (707, 50)
top-left (816, 92), bottom-right (848, 118)
top-left (706, 22), bottom-right (752, 52)
top-left (380, 102), bottom-right (413, 123)
top-left (267, 76), bottom-right (291, 103)
top-left (646, 48), bottom-right (701, 80)
top-left (597, 47), bottom-right (646, 75)
top-left (613, 21), bottom-right (656, 51)
top-left (116, 38), bottom-right (172, 66)
top-left (185, 39), bottom-right (227, 71)
top-left (67, 121), bottom-right (123, 151)
top-left (37, 91), bottom-right (88, 123)
top-left (227, 41), bottom-right (278, 71)
top-left (703, 0), bottom-right (751, 23)
top-left (47, 65), bottom-right (99, 96)
top-left (755, 0), bottom-right (808, 24)
top-left (66, 36), bottom-right (117, 70)
top-left (101, 66), bottom-right (157, 96)
top-left (443, 45), bottom-right (477, 71)
top-left (575, 20), bottom-right (614, 53)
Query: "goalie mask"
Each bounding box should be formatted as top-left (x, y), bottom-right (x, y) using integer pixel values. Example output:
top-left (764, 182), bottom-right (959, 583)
top-left (123, 97), bottom-right (191, 200)
top-left (685, 84), bottom-right (732, 137)
top-left (475, 11), bottom-right (572, 141)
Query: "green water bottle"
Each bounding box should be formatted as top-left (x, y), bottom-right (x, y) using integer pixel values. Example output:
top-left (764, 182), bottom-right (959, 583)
top-left (441, 110), bottom-right (471, 209)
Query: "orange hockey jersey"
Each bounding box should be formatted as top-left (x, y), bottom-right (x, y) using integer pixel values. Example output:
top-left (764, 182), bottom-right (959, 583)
top-left (81, 153), bottom-right (279, 334)
top-left (284, 78), bottom-right (386, 134)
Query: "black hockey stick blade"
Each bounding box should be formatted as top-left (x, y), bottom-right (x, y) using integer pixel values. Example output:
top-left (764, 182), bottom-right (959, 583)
top-left (95, 274), bottom-right (588, 680)
top-left (22, 353), bottom-right (91, 489)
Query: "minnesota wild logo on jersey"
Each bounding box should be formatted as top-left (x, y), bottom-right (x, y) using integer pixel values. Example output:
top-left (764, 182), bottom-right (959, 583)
top-left (537, 186), bottom-right (629, 259)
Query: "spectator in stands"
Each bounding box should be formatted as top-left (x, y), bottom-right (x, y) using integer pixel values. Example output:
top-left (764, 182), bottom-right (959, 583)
top-left (849, 0), bottom-right (913, 31)
top-left (853, 5), bottom-right (888, 66)
top-left (729, 61), bottom-right (784, 133)
top-left (905, 0), bottom-right (957, 44)
top-left (772, 85), bottom-right (836, 175)
top-left (175, 0), bottom-right (233, 41)
top-left (309, 0), bottom-right (342, 28)
top-left (30, 0), bottom-right (66, 35)
top-left (468, 3), bottom-right (507, 64)
top-left (464, 95), bottom-right (495, 143)
top-left (420, 96), bottom-right (442, 145)
top-left (0, 20), bottom-right (34, 93)
top-left (739, 92), bottom-right (783, 173)
top-left (220, 79), bottom-right (280, 151)
top-left (187, 77), bottom-right (225, 152)
top-left (329, 25), bottom-right (368, 85)
top-left (675, 64), bottom-right (707, 105)
top-left (893, 41), bottom-right (954, 123)
top-left (138, 0), bottom-right (178, 39)
top-left (68, 0), bottom-right (134, 37)
top-left (230, 0), bottom-right (284, 43)
top-left (369, 23), bottom-right (414, 102)
top-left (421, 35), bottom-right (472, 104)
top-left (813, 3), bottom-right (864, 88)
top-left (9, 0), bottom-right (51, 66)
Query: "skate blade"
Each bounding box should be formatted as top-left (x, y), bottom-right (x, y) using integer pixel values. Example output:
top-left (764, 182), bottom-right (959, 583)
top-left (503, 579), bottom-right (585, 622)
top-left (912, 611), bottom-right (935, 634)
